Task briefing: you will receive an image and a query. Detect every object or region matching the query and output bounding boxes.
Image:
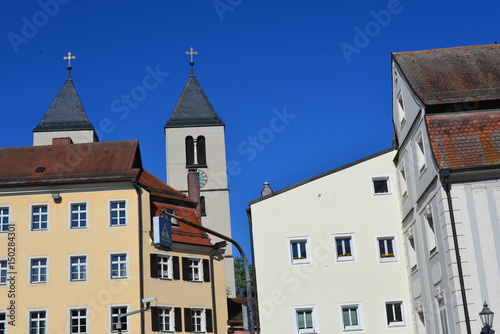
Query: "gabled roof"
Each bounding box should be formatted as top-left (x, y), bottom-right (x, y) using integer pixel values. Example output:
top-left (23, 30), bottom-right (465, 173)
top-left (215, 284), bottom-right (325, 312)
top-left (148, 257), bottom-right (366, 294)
top-left (393, 44), bottom-right (500, 105)
top-left (33, 75), bottom-right (95, 132)
top-left (426, 110), bottom-right (500, 170)
top-left (165, 74), bottom-right (224, 128)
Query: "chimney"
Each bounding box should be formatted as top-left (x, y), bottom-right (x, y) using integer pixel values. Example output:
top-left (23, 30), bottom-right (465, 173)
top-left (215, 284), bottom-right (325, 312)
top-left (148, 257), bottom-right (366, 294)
top-left (187, 169), bottom-right (201, 217)
top-left (52, 137), bottom-right (73, 145)
top-left (261, 182), bottom-right (273, 197)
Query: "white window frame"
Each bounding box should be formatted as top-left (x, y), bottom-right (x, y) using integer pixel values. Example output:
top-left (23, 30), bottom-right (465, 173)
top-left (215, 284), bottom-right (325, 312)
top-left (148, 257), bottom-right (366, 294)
top-left (157, 254), bottom-right (173, 280)
top-left (333, 234), bottom-right (355, 262)
top-left (190, 308), bottom-right (206, 333)
top-left (109, 199), bottom-right (127, 227)
top-left (293, 306), bottom-right (318, 334)
top-left (0, 259), bottom-right (7, 285)
top-left (0, 206), bottom-right (10, 233)
top-left (438, 299), bottom-right (449, 334)
top-left (158, 305), bottom-right (175, 332)
top-left (377, 236), bottom-right (398, 263)
top-left (385, 300), bottom-right (406, 327)
top-left (109, 253), bottom-right (128, 280)
top-left (397, 90), bottom-right (406, 127)
top-left (339, 303), bottom-right (363, 332)
top-left (288, 237), bottom-right (311, 265)
top-left (371, 176), bottom-right (392, 196)
top-left (188, 258), bottom-right (203, 282)
top-left (30, 204), bottom-right (49, 232)
top-left (69, 202), bottom-right (88, 229)
top-left (29, 257), bottom-right (48, 285)
top-left (110, 304), bottom-right (129, 333)
top-left (69, 307), bottom-right (88, 334)
top-left (27, 308), bottom-right (48, 334)
top-left (69, 254), bottom-right (88, 282)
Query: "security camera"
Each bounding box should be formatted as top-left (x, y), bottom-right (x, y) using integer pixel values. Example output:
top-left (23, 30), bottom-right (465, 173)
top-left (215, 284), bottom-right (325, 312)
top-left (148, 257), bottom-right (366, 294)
top-left (142, 297), bottom-right (156, 304)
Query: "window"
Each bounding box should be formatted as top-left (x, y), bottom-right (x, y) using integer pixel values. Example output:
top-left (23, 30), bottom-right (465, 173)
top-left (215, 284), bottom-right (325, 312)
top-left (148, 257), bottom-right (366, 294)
top-left (0, 260), bottom-right (7, 285)
top-left (289, 238), bottom-right (310, 265)
top-left (200, 196), bottom-right (206, 216)
top-left (31, 205), bottom-right (48, 231)
top-left (0, 311), bottom-right (6, 334)
top-left (185, 136), bottom-right (195, 166)
top-left (71, 203), bottom-right (87, 229)
top-left (184, 308), bottom-right (213, 333)
top-left (386, 301), bottom-right (405, 326)
top-left (159, 307), bottom-right (174, 332)
top-left (197, 136), bottom-right (207, 166)
top-left (378, 237), bottom-right (397, 262)
top-left (439, 300), bottom-right (449, 334)
top-left (398, 163), bottom-right (408, 200)
top-left (334, 235), bottom-right (355, 262)
top-left (397, 90), bottom-right (406, 126)
top-left (406, 230), bottom-right (417, 273)
top-left (30, 258), bottom-right (47, 284)
top-left (70, 256), bottom-right (87, 282)
top-left (150, 254), bottom-right (178, 280)
top-left (111, 306), bottom-right (128, 332)
top-left (0, 208), bottom-right (9, 232)
top-left (188, 259), bottom-right (201, 281)
top-left (416, 134), bottom-right (426, 173)
top-left (151, 306), bottom-right (182, 332)
top-left (424, 207), bottom-right (437, 255)
top-left (70, 309), bottom-right (87, 333)
top-left (29, 310), bottom-right (47, 334)
top-left (110, 254), bottom-right (127, 279)
top-left (182, 258), bottom-right (210, 282)
top-left (110, 201), bottom-right (126, 226)
top-left (191, 309), bottom-right (204, 332)
top-left (294, 307), bottom-right (317, 333)
top-left (372, 176), bottom-right (391, 195)
top-left (340, 304), bottom-right (362, 331)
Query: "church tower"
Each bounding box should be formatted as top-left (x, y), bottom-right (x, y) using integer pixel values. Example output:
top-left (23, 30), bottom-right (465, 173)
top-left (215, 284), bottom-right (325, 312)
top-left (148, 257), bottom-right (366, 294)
top-left (165, 50), bottom-right (235, 296)
top-left (33, 53), bottom-right (98, 146)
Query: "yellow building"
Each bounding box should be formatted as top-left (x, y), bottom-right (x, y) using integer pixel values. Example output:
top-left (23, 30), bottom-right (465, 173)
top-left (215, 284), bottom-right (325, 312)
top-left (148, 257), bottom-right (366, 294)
top-left (0, 67), bottom-right (228, 334)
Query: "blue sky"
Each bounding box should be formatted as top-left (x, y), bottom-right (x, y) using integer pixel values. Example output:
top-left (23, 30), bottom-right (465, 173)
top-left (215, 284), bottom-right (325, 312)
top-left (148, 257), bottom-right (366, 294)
top-left (1, 0), bottom-right (499, 257)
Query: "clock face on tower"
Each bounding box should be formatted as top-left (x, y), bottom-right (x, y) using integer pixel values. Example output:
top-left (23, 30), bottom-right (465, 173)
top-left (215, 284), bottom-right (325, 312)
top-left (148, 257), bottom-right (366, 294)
top-left (198, 170), bottom-right (208, 188)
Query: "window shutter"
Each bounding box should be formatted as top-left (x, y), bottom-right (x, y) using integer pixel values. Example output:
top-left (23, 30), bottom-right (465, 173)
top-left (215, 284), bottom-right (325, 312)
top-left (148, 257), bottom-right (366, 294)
top-left (206, 309), bottom-right (213, 332)
top-left (175, 307), bottom-right (182, 332)
top-left (184, 308), bottom-right (192, 332)
top-left (203, 259), bottom-right (210, 282)
top-left (185, 137), bottom-right (194, 166)
top-left (150, 307), bottom-right (159, 332)
top-left (182, 257), bottom-right (189, 281)
top-left (173, 256), bottom-right (180, 280)
top-left (150, 254), bottom-right (158, 278)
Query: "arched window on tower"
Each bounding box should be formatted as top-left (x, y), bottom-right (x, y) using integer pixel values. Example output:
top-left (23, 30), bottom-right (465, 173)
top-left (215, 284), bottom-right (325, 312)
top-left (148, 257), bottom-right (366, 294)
top-left (200, 196), bottom-right (206, 216)
top-left (185, 136), bottom-right (195, 166)
top-left (197, 136), bottom-right (207, 166)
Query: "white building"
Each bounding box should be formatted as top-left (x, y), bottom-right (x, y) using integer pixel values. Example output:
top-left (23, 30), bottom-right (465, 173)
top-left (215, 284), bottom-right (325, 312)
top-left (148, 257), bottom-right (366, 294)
top-left (392, 44), bottom-right (500, 334)
top-left (249, 149), bottom-right (414, 334)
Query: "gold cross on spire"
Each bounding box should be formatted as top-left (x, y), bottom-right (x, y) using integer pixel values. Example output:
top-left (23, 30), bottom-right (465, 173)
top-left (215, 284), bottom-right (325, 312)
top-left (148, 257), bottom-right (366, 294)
top-left (186, 47), bottom-right (198, 63)
top-left (63, 52), bottom-right (76, 67)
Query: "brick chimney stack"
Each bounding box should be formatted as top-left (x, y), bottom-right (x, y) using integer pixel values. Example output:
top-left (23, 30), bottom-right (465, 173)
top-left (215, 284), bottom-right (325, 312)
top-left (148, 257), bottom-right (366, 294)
top-left (187, 169), bottom-right (201, 217)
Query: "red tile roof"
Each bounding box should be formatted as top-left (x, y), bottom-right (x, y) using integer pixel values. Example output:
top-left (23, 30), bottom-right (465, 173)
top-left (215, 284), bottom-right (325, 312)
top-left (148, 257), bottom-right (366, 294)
top-left (138, 169), bottom-right (195, 204)
top-left (426, 110), bottom-right (500, 170)
top-left (393, 44), bottom-right (500, 105)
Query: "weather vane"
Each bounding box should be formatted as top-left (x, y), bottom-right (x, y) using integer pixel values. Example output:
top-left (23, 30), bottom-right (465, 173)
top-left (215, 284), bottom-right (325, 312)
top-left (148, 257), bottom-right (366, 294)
top-left (64, 52), bottom-right (76, 68)
top-left (186, 47), bottom-right (198, 64)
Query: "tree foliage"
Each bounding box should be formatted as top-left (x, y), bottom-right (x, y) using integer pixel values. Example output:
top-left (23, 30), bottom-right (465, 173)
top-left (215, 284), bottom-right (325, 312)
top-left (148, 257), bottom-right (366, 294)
top-left (234, 257), bottom-right (255, 297)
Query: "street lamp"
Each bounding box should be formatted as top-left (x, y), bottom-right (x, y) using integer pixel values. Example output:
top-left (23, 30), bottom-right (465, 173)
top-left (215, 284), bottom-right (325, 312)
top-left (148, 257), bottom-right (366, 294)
top-left (480, 302), bottom-right (495, 334)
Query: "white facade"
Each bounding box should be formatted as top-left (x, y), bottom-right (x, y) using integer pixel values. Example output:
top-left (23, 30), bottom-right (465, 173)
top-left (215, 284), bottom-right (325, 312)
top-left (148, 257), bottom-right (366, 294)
top-left (249, 150), bottom-right (414, 334)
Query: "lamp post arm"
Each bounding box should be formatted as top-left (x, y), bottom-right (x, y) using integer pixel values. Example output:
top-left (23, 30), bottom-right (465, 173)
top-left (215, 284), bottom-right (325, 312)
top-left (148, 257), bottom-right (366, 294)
top-left (161, 211), bottom-right (255, 334)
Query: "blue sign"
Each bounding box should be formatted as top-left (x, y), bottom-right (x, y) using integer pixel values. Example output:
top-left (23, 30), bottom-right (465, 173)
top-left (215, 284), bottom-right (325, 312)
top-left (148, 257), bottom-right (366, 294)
top-left (153, 216), bottom-right (172, 249)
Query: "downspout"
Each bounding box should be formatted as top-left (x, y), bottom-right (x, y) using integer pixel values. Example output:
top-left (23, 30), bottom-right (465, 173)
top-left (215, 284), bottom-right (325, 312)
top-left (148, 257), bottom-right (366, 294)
top-left (246, 208), bottom-right (259, 331)
top-left (209, 247), bottom-right (219, 334)
top-left (440, 169), bottom-right (472, 334)
top-left (133, 181), bottom-right (146, 334)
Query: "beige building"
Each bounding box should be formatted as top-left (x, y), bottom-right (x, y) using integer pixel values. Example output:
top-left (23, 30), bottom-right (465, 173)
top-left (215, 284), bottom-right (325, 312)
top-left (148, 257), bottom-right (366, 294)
top-left (0, 67), bottom-right (228, 334)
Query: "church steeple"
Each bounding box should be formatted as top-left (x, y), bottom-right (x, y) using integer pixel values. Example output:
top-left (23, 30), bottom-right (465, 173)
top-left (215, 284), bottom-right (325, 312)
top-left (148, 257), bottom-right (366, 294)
top-left (33, 53), bottom-right (98, 146)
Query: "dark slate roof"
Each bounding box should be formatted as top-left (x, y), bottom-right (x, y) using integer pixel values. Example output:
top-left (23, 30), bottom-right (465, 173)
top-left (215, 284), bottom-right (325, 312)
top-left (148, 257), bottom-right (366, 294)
top-left (393, 44), bottom-right (500, 105)
top-left (33, 75), bottom-right (95, 132)
top-left (165, 74), bottom-right (224, 128)
top-left (426, 110), bottom-right (500, 170)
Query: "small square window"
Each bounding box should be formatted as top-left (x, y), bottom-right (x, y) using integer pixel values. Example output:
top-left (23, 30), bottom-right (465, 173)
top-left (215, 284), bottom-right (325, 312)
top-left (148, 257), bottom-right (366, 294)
top-left (32, 205), bottom-right (48, 231)
top-left (372, 176), bottom-right (391, 195)
top-left (294, 307), bottom-right (317, 333)
top-left (289, 238), bottom-right (310, 265)
top-left (340, 304), bottom-right (362, 331)
top-left (378, 237), bottom-right (397, 262)
top-left (110, 201), bottom-right (127, 226)
top-left (334, 235), bottom-right (355, 262)
top-left (386, 301), bottom-right (405, 327)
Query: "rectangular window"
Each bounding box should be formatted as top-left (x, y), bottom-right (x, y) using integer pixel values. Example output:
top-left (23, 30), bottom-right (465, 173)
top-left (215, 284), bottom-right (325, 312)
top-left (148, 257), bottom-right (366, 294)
top-left (289, 238), bottom-right (310, 264)
top-left (188, 259), bottom-right (201, 281)
top-left (0, 311), bottom-right (6, 334)
top-left (0, 208), bottom-right (9, 232)
top-left (32, 205), bottom-right (48, 231)
top-left (70, 309), bottom-right (87, 334)
top-left (110, 201), bottom-right (126, 226)
top-left (0, 260), bottom-right (7, 285)
top-left (439, 300), bottom-right (449, 334)
top-left (334, 235), bottom-right (355, 262)
top-left (416, 134), bottom-right (426, 173)
top-left (71, 203), bottom-right (87, 229)
top-left (397, 90), bottom-right (406, 126)
top-left (70, 256), bottom-right (87, 282)
top-left (30, 310), bottom-right (47, 334)
top-left (294, 307), bottom-right (316, 333)
top-left (157, 255), bottom-right (172, 280)
top-left (406, 231), bottom-right (417, 273)
top-left (372, 176), bottom-right (391, 195)
top-left (425, 210), bottom-right (437, 255)
top-left (341, 304), bottom-right (362, 331)
top-left (386, 301), bottom-right (405, 326)
top-left (31, 258), bottom-right (47, 284)
top-left (191, 309), bottom-right (204, 332)
top-left (378, 237), bottom-right (397, 262)
top-left (110, 254), bottom-right (127, 279)
top-left (159, 307), bottom-right (174, 332)
top-left (111, 306), bottom-right (128, 332)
